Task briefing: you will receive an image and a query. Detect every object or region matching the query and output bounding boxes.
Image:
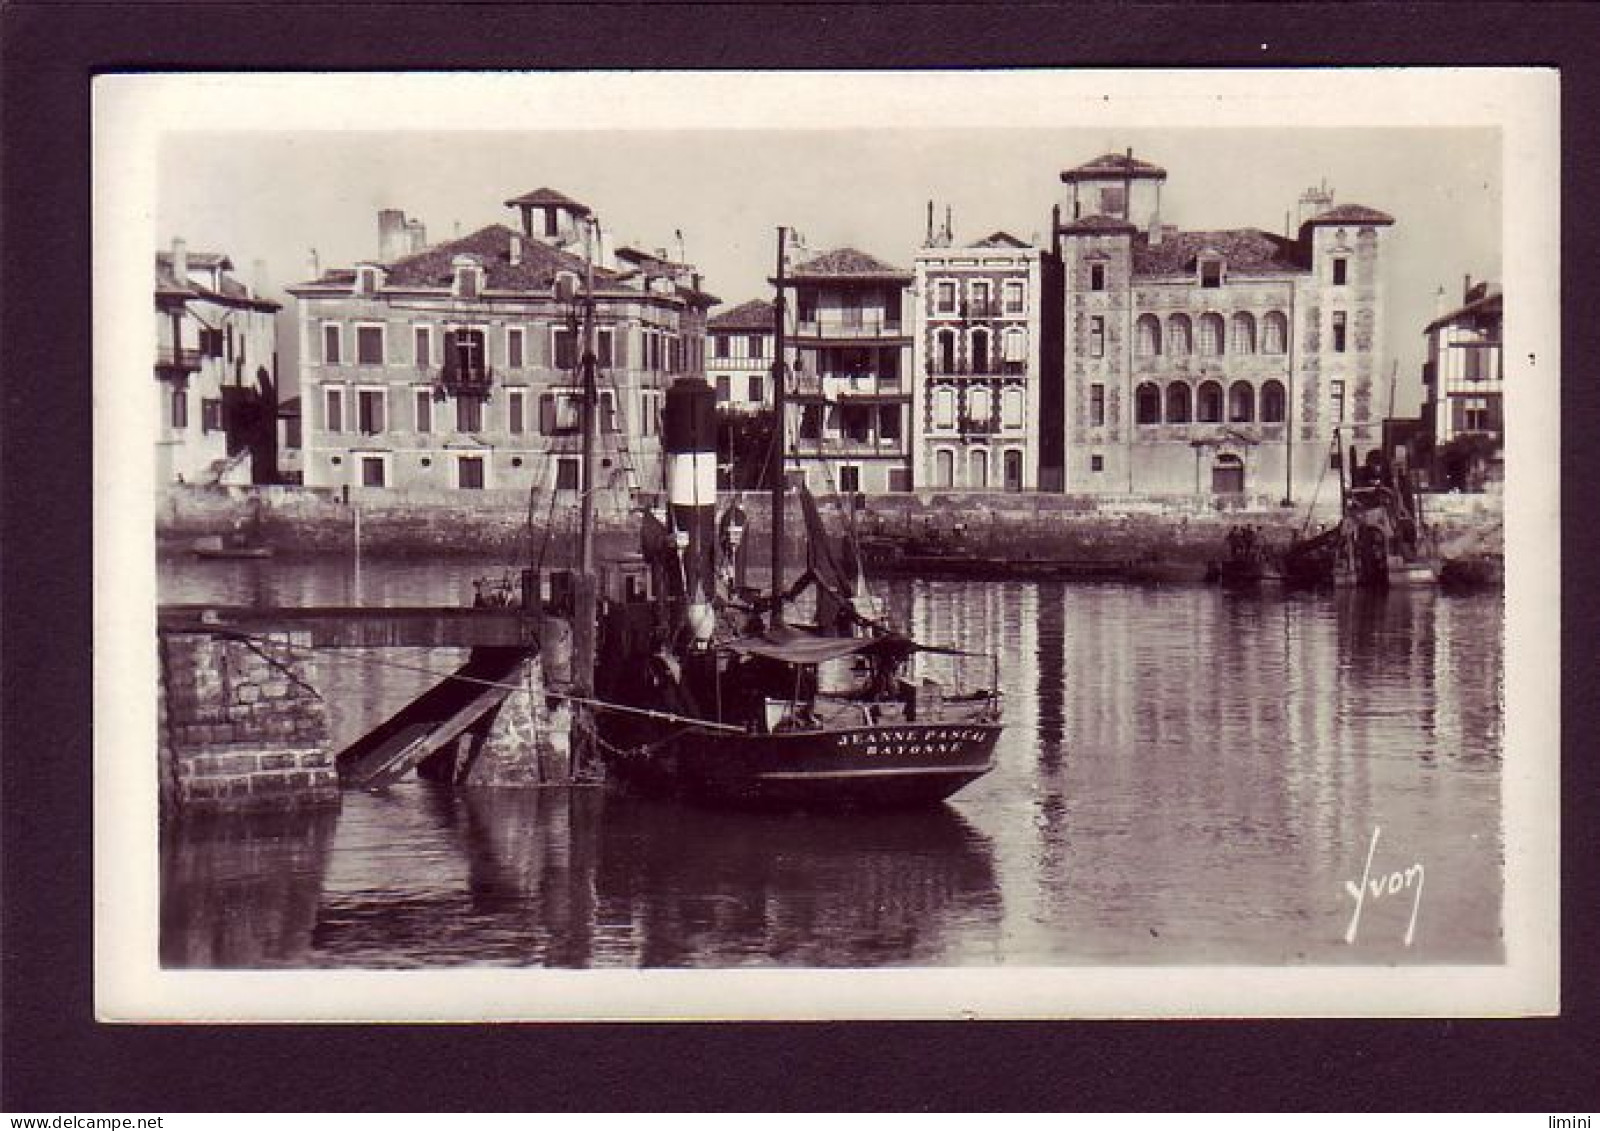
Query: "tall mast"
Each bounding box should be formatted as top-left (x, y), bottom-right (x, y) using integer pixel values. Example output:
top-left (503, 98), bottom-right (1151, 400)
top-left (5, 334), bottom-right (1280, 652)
top-left (769, 226), bottom-right (788, 627)
top-left (578, 216), bottom-right (599, 574)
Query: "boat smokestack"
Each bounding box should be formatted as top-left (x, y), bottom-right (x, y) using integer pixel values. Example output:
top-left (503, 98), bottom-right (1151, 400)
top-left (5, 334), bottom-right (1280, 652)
top-left (662, 375), bottom-right (720, 640)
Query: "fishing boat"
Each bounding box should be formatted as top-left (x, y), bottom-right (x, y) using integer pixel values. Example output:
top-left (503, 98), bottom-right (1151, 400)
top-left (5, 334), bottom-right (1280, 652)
top-left (584, 227), bottom-right (1003, 807)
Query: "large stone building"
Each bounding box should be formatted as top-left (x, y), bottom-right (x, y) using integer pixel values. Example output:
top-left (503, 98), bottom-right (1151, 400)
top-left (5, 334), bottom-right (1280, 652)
top-left (1054, 152), bottom-right (1394, 502)
top-left (1422, 277), bottom-right (1503, 490)
top-left (706, 299), bottom-right (775, 415)
top-left (911, 218), bottom-right (1056, 492)
top-left (287, 188), bottom-right (715, 494)
top-left (782, 248), bottom-right (914, 494)
top-left (155, 239), bottom-right (281, 484)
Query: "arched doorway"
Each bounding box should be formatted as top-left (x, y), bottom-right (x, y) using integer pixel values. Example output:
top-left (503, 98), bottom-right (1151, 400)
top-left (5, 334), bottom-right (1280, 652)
top-left (1211, 453), bottom-right (1245, 495)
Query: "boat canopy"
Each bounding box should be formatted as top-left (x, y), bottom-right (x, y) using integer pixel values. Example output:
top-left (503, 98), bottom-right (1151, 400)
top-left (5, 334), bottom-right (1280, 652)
top-left (721, 625), bottom-right (979, 665)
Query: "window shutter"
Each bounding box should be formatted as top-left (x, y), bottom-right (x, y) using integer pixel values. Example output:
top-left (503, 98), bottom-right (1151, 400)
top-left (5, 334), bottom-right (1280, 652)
top-left (442, 330), bottom-right (459, 378)
top-left (539, 394), bottom-right (556, 435)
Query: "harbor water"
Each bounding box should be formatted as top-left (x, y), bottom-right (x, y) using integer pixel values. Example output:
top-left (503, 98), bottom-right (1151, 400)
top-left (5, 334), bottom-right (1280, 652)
top-left (159, 555), bottom-right (1503, 968)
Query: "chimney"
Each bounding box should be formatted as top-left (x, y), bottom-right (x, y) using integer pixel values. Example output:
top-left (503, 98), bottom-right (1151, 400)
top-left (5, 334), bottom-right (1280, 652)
top-left (378, 209), bottom-right (409, 264)
top-left (406, 218), bottom-right (427, 254)
top-left (171, 237), bottom-right (188, 282)
top-left (251, 258), bottom-right (268, 299)
top-left (1463, 273), bottom-right (1473, 302)
top-left (306, 248), bottom-right (320, 280)
top-left (509, 233), bottom-right (524, 266)
top-left (944, 205), bottom-right (953, 244)
top-left (1435, 286), bottom-right (1448, 317)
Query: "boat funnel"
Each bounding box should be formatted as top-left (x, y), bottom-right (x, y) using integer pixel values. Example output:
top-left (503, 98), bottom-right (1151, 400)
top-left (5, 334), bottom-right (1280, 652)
top-left (663, 376), bottom-right (719, 615)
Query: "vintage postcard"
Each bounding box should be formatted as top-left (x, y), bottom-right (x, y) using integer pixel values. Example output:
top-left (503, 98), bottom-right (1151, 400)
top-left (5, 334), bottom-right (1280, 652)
top-left (94, 68), bottom-right (1558, 1020)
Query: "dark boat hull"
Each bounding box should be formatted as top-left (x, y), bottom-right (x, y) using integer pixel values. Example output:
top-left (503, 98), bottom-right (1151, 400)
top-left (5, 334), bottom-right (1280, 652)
top-left (604, 720), bottom-right (1002, 808)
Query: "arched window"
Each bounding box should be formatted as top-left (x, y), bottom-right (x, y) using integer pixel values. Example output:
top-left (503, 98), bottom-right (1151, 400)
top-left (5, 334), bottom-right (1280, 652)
top-left (1135, 314), bottom-right (1162, 357)
top-left (969, 449), bottom-right (989, 490)
top-left (1228, 381), bottom-right (1255, 423)
top-left (1001, 386), bottom-right (1025, 429)
top-left (933, 386), bottom-right (956, 429)
top-left (1198, 313), bottom-right (1225, 356)
top-left (1231, 312), bottom-right (1257, 355)
top-left (1136, 382), bottom-right (1162, 424)
top-left (967, 386), bottom-right (992, 426)
top-left (1002, 327), bottom-right (1028, 369)
top-left (1166, 314), bottom-right (1192, 356)
top-left (1197, 380), bottom-right (1224, 423)
top-left (936, 329), bottom-right (957, 375)
top-left (971, 328), bottom-right (991, 375)
top-left (1166, 382), bottom-right (1192, 423)
top-left (1260, 379), bottom-right (1286, 423)
top-left (934, 448), bottom-right (955, 488)
top-left (1262, 311), bottom-right (1288, 355)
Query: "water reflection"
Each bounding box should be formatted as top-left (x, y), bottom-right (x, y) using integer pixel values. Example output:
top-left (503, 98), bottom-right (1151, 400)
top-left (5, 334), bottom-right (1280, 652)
top-left (158, 558), bottom-right (1504, 968)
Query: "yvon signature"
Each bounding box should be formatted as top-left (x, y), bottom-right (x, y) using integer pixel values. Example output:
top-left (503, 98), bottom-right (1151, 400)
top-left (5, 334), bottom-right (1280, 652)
top-left (1342, 826), bottom-right (1424, 946)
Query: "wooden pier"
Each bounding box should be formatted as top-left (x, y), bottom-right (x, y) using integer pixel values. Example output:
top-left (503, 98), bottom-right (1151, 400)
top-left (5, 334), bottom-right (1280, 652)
top-left (157, 604), bottom-right (539, 649)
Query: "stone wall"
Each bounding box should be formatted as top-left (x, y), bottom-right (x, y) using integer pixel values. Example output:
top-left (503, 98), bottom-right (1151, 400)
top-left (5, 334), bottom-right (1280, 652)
top-left (156, 483), bottom-right (1504, 562)
top-left (158, 630), bottom-right (335, 816)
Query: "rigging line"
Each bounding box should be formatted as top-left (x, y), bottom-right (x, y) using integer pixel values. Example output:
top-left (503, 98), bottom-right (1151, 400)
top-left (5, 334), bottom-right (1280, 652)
top-left (218, 629), bottom-right (747, 733)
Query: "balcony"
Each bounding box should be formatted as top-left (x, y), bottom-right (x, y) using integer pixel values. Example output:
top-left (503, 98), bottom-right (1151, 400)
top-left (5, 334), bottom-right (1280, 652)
top-left (156, 345), bottom-right (202, 378)
top-left (793, 372), bottom-right (906, 401)
top-left (794, 314), bottom-right (906, 341)
top-left (438, 366), bottom-right (495, 397)
top-left (957, 415), bottom-right (1001, 436)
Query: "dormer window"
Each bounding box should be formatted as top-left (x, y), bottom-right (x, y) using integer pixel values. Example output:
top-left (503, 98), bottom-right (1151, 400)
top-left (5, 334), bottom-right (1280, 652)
top-left (553, 270), bottom-right (580, 301)
top-left (1199, 256), bottom-right (1225, 289)
top-left (356, 266), bottom-right (381, 296)
top-left (452, 256), bottom-right (484, 299)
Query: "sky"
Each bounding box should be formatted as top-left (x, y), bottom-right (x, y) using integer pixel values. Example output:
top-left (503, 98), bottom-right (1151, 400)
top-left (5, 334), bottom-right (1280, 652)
top-left (158, 125), bottom-right (1500, 415)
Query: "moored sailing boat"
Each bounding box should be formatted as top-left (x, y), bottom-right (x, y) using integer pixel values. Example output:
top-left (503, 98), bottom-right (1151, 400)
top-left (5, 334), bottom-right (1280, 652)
top-left (590, 228), bottom-right (1003, 806)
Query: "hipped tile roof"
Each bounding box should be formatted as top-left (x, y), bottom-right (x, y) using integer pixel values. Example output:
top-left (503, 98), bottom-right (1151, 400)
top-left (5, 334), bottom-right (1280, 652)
top-left (1061, 153), bottom-right (1168, 182)
top-left (309, 223), bottom-right (620, 291)
top-left (1132, 228), bottom-right (1304, 277)
top-left (1060, 214), bottom-right (1138, 235)
top-left (503, 187), bottom-right (591, 215)
top-left (155, 252), bottom-right (280, 310)
top-left (1424, 289), bottom-right (1501, 335)
top-left (788, 247), bottom-right (911, 280)
top-left (1304, 203), bottom-right (1394, 227)
top-left (709, 298), bottom-right (776, 330)
top-left (970, 231), bottom-right (1032, 249)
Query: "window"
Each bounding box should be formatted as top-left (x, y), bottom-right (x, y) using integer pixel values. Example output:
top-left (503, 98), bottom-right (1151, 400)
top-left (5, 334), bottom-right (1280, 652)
top-left (1200, 259), bottom-right (1223, 288)
top-left (456, 265), bottom-right (479, 299)
top-left (1228, 381), bottom-right (1255, 423)
top-left (1089, 316), bottom-right (1105, 359)
top-left (1003, 449), bottom-right (1024, 492)
top-left (507, 327), bottom-right (525, 369)
top-left (538, 391), bottom-right (580, 435)
top-left (1197, 381), bottom-right (1223, 423)
top-left (1090, 454), bottom-right (1104, 473)
top-left (1089, 383), bottom-right (1105, 427)
top-left (888, 467), bottom-right (912, 493)
top-left (969, 450), bottom-right (989, 490)
top-left (1004, 280), bottom-right (1026, 313)
top-left (1135, 314), bottom-right (1162, 358)
top-left (967, 386), bottom-right (991, 427)
top-left (878, 405), bottom-right (901, 441)
top-left (1260, 380), bottom-right (1286, 423)
top-left (508, 389), bottom-right (525, 434)
top-left (456, 395), bottom-right (483, 433)
top-left (170, 388), bottom-right (188, 429)
top-left (799, 404), bottom-right (822, 440)
top-left (1463, 398), bottom-right (1492, 432)
top-left (1002, 387), bottom-right (1025, 429)
top-left (322, 324), bottom-right (342, 365)
top-left (1262, 311), bottom-right (1288, 355)
top-left (797, 289), bottom-right (816, 323)
top-left (1089, 263), bottom-right (1106, 292)
top-left (414, 326), bottom-right (432, 368)
top-left (970, 280), bottom-right (992, 314)
top-left (1332, 258), bottom-right (1348, 286)
top-left (971, 328), bottom-right (991, 374)
top-left (716, 375), bottom-right (731, 402)
top-left (842, 405), bottom-right (871, 443)
top-left (445, 329), bottom-right (487, 381)
top-left (360, 456), bottom-right (386, 488)
top-left (355, 326), bottom-right (384, 366)
top-left (1464, 344), bottom-right (1495, 381)
top-left (324, 387), bottom-right (344, 433)
top-left (747, 375), bottom-right (764, 404)
top-left (553, 327), bottom-right (577, 371)
top-left (1136, 383), bottom-right (1161, 424)
top-left (1099, 186), bottom-right (1125, 215)
top-left (414, 388), bottom-right (432, 433)
top-left (936, 281), bottom-right (957, 314)
top-left (714, 334), bottom-right (730, 359)
top-left (1003, 328), bottom-right (1028, 369)
top-left (838, 465), bottom-right (861, 494)
top-left (935, 449), bottom-right (955, 488)
top-left (1166, 383), bottom-right (1192, 423)
top-left (1329, 379), bottom-right (1346, 422)
top-left (1332, 311), bottom-right (1348, 353)
top-left (934, 387), bottom-right (956, 429)
top-left (200, 398), bottom-right (223, 433)
top-left (1198, 314), bottom-right (1224, 356)
top-left (1167, 315), bottom-right (1192, 356)
top-left (357, 388), bottom-right (385, 435)
top-left (597, 329), bottom-right (615, 368)
top-left (1231, 312), bottom-right (1256, 355)
top-left (457, 456), bottom-right (485, 490)
top-left (936, 329), bottom-right (957, 375)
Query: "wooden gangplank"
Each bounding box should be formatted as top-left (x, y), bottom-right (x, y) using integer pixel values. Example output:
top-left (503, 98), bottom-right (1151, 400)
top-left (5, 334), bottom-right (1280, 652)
top-left (157, 605), bottom-right (538, 648)
top-left (336, 649), bottom-right (529, 788)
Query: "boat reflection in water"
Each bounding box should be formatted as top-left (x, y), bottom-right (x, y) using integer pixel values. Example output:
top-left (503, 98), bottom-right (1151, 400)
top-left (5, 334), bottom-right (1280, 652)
top-left (169, 786), bottom-right (999, 968)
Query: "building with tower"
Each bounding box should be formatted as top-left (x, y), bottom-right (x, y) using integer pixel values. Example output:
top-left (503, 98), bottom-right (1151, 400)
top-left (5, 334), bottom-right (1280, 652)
top-left (1053, 151), bottom-right (1395, 502)
top-left (288, 188), bottom-right (715, 494)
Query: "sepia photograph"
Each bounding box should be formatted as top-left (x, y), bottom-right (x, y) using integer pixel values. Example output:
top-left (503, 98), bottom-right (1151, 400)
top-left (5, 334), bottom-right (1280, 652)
top-left (92, 68), bottom-right (1559, 1021)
